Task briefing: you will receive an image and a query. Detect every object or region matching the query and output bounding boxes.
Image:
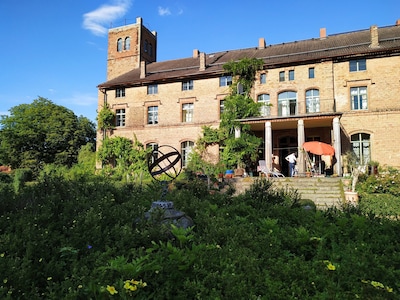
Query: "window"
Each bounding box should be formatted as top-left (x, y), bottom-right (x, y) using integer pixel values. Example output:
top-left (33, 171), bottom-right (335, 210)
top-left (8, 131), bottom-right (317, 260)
top-left (219, 76), bottom-right (232, 87)
top-left (144, 40), bottom-right (148, 53)
top-left (147, 106), bottom-right (158, 125)
top-left (182, 80), bottom-right (193, 91)
top-left (288, 70), bottom-right (295, 81)
top-left (124, 37), bottom-right (130, 50)
top-left (351, 86), bottom-right (367, 110)
top-left (306, 89), bottom-right (320, 113)
top-left (349, 59), bottom-right (366, 72)
top-left (260, 73), bottom-right (267, 84)
top-left (117, 38), bottom-right (123, 52)
top-left (181, 141), bottom-right (194, 167)
top-left (146, 143), bottom-right (159, 165)
top-left (278, 91), bottom-right (297, 116)
top-left (147, 84), bottom-right (158, 94)
top-left (182, 103), bottom-right (193, 122)
top-left (116, 88), bottom-right (125, 98)
top-left (116, 109), bottom-right (126, 127)
top-left (308, 67), bottom-right (315, 79)
top-left (220, 100), bottom-right (225, 118)
top-left (351, 133), bottom-right (370, 165)
top-left (257, 94), bottom-right (271, 116)
top-left (149, 43), bottom-right (153, 56)
top-left (279, 71), bottom-right (285, 82)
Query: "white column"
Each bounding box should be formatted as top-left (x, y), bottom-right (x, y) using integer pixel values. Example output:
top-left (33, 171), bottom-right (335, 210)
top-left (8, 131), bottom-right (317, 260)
top-left (297, 119), bottom-right (305, 174)
top-left (333, 117), bottom-right (342, 176)
top-left (265, 122), bottom-right (272, 169)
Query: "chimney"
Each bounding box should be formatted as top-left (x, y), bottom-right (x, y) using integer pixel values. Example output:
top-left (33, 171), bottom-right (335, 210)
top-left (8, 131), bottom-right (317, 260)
top-left (370, 25), bottom-right (380, 48)
top-left (396, 19), bottom-right (400, 26)
top-left (193, 49), bottom-right (199, 58)
top-left (258, 38), bottom-right (266, 49)
top-left (320, 28), bottom-right (327, 39)
top-left (199, 52), bottom-right (206, 71)
top-left (140, 61), bottom-right (146, 79)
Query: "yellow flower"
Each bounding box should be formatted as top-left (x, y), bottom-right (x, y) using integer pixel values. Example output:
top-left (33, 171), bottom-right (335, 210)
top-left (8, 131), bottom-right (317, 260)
top-left (106, 285), bottom-right (118, 295)
top-left (326, 263), bottom-right (336, 271)
top-left (129, 285), bottom-right (138, 291)
top-left (0, 253), bottom-right (4, 258)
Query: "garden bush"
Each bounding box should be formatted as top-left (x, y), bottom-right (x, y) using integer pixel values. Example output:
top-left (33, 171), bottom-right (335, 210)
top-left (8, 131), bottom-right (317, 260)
top-left (0, 174), bottom-right (399, 299)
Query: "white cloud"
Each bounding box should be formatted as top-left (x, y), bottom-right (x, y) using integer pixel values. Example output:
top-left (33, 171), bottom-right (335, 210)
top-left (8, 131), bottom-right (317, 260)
top-left (158, 6), bottom-right (171, 16)
top-left (83, 0), bottom-right (132, 36)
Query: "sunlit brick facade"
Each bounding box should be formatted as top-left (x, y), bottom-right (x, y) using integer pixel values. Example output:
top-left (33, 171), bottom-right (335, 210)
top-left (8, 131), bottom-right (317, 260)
top-left (97, 18), bottom-right (400, 175)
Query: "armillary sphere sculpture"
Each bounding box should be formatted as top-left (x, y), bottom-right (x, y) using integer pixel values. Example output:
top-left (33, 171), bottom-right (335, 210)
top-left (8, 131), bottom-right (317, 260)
top-left (145, 145), bottom-right (193, 228)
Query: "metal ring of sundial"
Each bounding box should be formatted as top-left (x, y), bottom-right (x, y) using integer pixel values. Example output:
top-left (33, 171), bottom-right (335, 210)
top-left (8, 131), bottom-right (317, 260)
top-left (148, 145), bottom-right (182, 181)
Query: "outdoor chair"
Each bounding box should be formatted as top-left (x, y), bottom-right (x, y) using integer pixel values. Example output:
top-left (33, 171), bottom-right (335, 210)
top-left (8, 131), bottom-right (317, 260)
top-left (258, 160), bottom-right (285, 177)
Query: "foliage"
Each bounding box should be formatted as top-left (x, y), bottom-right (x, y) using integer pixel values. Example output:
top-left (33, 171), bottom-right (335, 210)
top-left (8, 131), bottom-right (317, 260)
top-left (0, 172), bottom-right (400, 299)
top-left (0, 97), bottom-right (96, 174)
top-left (97, 104), bottom-right (115, 131)
top-left (195, 58), bottom-right (264, 170)
top-left (97, 135), bottom-right (151, 182)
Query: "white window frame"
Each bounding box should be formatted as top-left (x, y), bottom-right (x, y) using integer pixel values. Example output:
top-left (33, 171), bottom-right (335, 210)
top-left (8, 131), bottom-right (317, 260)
top-left (147, 84), bottom-right (158, 95)
top-left (306, 89), bottom-right (320, 113)
top-left (257, 94), bottom-right (271, 116)
top-left (182, 80), bottom-right (194, 91)
top-left (115, 109), bottom-right (126, 127)
top-left (351, 86), bottom-right (368, 110)
top-left (116, 88), bottom-right (125, 98)
top-left (147, 106), bottom-right (158, 125)
top-left (349, 59), bottom-right (366, 72)
top-left (182, 103), bottom-right (194, 122)
top-left (219, 76), bottom-right (232, 87)
top-left (181, 141), bottom-right (194, 167)
top-left (278, 91), bottom-right (297, 116)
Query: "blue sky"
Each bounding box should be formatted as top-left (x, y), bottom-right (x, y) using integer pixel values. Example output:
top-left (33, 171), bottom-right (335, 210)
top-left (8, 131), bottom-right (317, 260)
top-left (1, 0), bottom-right (399, 123)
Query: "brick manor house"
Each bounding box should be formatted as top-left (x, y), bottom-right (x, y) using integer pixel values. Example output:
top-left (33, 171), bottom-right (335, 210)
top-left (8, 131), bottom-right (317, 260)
top-left (97, 17), bottom-right (400, 176)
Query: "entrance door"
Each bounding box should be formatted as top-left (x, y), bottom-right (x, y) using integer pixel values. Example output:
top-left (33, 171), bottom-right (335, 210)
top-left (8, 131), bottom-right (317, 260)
top-left (278, 136), bottom-right (297, 176)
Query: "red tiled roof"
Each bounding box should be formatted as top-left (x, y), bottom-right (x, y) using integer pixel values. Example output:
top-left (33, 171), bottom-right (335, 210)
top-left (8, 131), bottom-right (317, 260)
top-left (98, 25), bottom-right (400, 89)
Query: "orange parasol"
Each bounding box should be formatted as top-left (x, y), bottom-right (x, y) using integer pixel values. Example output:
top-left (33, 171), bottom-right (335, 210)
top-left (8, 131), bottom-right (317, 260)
top-left (303, 141), bottom-right (335, 156)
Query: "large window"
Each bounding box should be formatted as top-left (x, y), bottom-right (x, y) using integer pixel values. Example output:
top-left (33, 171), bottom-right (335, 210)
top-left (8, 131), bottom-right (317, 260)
top-left (147, 106), bottom-right (158, 124)
top-left (147, 84), bottom-right (158, 94)
top-left (116, 88), bottom-right (125, 98)
top-left (181, 141), bottom-right (194, 167)
top-left (220, 100), bottom-right (225, 118)
top-left (349, 59), bottom-right (366, 72)
top-left (351, 133), bottom-right (370, 165)
top-left (182, 80), bottom-right (193, 91)
top-left (116, 109), bottom-right (126, 127)
top-left (306, 89), bottom-right (320, 113)
top-left (182, 103), bottom-right (194, 122)
top-left (278, 91), bottom-right (297, 116)
top-left (351, 86), bottom-right (367, 110)
top-left (219, 75), bottom-right (232, 87)
top-left (257, 94), bottom-right (271, 116)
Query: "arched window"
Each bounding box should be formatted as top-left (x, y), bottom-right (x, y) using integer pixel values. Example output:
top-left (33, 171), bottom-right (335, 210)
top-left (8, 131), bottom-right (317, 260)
top-left (144, 40), bottom-right (148, 53)
top-left (146, 143), bottom-right (159, 164)
top-left (306, 89), bottom-right (320, 113)
top-left (257, 94), bottom-right (270, 116)
top-left (124, 37), bottom-right (130, 50)
top-left (181, 141), bottom-right (194, 167)
top-left (351, 133), bottom-right (370, 165)
top-left (117, 38), bottom-right (123, 52)
top-left (278, 91), bottom-right (297, 116)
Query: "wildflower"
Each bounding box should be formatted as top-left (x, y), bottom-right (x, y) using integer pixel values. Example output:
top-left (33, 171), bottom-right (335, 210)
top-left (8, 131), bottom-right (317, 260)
top-left (326, 263), bottom-right (336, 270)
top-left (47, 277), bottom-right (52, 281)
top-left (0, 253), bottom-right (4, 257)
top-left (106, 285), bottom-right (118, 295)
top-left (87, 245), bottom-right (92, 249)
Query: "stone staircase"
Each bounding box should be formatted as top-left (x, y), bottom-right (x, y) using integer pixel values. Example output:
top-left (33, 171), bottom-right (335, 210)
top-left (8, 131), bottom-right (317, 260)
top-left (231, 176), bottom-right (344, 209)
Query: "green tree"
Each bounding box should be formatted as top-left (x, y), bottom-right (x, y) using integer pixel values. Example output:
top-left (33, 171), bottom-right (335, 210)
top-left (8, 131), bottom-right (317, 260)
top-left (0, 97), bottom-right (96, 173)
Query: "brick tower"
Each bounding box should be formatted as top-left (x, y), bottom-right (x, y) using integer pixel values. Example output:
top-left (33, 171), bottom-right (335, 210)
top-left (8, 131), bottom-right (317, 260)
top-left (106, 17), bottom-right (157, 80)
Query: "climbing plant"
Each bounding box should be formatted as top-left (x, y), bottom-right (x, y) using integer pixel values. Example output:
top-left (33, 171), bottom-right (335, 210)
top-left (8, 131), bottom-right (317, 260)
top-left (195, 58), bottom-right (264, 170)
top-left (97, 104), bottom-right (115, 131)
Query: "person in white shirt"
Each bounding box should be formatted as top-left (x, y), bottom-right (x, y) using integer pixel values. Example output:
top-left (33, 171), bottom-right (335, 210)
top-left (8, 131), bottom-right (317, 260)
top-left (285, 152), bottom-right (297, 177)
